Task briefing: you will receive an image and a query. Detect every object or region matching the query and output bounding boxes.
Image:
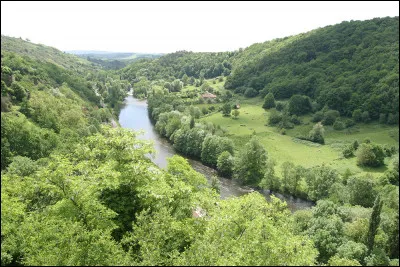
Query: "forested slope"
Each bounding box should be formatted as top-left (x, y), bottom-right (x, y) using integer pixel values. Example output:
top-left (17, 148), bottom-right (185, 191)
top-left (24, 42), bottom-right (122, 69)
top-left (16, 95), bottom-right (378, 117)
top-left (225, 16), bottom-right (399, 119)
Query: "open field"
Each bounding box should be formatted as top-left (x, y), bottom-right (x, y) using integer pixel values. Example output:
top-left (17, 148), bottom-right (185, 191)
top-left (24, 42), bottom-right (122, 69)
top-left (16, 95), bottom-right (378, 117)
top-left (199, 96), bottom-right (399, 178)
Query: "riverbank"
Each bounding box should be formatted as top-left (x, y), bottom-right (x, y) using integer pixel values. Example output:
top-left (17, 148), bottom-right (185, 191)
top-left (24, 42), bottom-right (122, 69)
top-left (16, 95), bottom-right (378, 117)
top-left (118, 95), bottom-right (314, 211)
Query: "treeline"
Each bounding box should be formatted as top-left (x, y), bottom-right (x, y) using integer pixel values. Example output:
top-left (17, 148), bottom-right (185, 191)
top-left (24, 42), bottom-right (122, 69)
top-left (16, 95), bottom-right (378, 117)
top-left (119, 50), bottom-right (235, 82)
top-left (226, 17), bottom-right (399, 122)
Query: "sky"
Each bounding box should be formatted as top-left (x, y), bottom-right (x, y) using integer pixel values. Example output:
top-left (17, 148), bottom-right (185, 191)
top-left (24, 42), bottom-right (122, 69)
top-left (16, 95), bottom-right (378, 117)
top-left (1, 1), bottom-right (399, 53)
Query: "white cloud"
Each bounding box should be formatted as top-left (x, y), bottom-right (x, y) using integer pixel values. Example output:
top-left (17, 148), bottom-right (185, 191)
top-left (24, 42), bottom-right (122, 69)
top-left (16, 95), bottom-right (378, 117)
top-left (1, 1), bottom-right (398, 53)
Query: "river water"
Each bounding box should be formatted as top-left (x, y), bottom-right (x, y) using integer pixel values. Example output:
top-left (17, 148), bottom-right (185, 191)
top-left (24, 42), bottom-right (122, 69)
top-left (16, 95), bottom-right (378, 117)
top-left (119, 95), bottom-right (314, 212)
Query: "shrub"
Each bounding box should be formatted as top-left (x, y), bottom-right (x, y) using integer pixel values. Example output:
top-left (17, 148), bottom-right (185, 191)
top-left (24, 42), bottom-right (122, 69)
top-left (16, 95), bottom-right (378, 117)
top-left (244, 87), bottom-right (258, 97)
top-left (333, 119), bottom-right (345, 130)
top-left (312, 111), bottom-right (324, 122)
top-left (343, 146), bottom-right (354, 158)
top-left (356, 143), bottom-right (385, 167)
top-left (268, 110), bottom-right (283, 125)
top-left (323, 110), bottom-right (340, 125)
top-left (308, 122), bottom-right (325, 144)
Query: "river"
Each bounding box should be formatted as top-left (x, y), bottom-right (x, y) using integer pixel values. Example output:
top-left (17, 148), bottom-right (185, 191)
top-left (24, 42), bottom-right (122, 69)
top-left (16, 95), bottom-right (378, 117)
top-left (118, 95), bottom-right (314, 212)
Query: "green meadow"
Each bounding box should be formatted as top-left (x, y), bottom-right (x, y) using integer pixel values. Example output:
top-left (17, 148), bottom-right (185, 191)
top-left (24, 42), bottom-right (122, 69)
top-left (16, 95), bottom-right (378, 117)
top-left (199, 96), bottom-right (399, 178)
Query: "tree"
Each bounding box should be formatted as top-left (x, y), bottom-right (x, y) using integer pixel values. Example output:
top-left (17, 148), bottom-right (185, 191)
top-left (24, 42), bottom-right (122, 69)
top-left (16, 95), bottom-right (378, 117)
top-left (10, 82), bottom-right (28, 102)
top-left (234, 136), bottom-right (267, 184)
top-left (281, 162), bottom-right (304, 196)
top-left (181, 74), bottom-right (189, 86)
top-left (244, 87), bottom-right (258, 97)
top-left (352, 109), bottom-right (362, 122)
top-left (308, 122), bottom-right (325, 144)
top-left (361, 111), bottom-right (370, 123)
top-left (347, 175), bottom-right (377, 207)
top-left (356, 143), bottom-right (385, 167)
top-left (221, 102), bottom-right (231, 117)
top-left (366, 195), bottom-right (383, 253)
top-left (308, 200), bottom-right (344, 263)
top-left (327, 256), bottom-right (361, 266)
top-left (171, 79), bottom-right (183, 92)
top-left (288, 94), bottom-right (312, 115)
top-left (259, 159), bottom-right (281, 191)
top-left (217, 151), bottom-right (234, 178)
top-left (231, 109), bottom-right (239, 119)
top-left (176, 194), bottom-right (318, 266)
top-left (201, 135), bottom-right (234, 167)
top-left (189, 117), bottom-right (195, 129)
top-left (306, 165), bottom-right (338, 201)
top-left (262, 93), bottom-right (276, 109)
top-left (336, 241), bottom-right (367, 263)
top-left (323, 110), bottom-right (340, 125)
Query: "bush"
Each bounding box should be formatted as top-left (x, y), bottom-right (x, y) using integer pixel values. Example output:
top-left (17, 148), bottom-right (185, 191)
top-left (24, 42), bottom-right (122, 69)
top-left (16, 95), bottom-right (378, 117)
top-left (262, 93), bottom-right (276, 109)
top-left (333, 118), bottom-right (345, 130)
top-left (352, 109), bottom-right (362, 122)
top-left (288, 95), bottom-right (312, 115)
top-left (387, 113), bottom-right (399, 125)
top-left (344, 118), bottom-right (356, 128)
top-left (275, 101), bottom-right (286, 111)
top-left (379, 113), bottom-right (387, 124)
top-left (268, 110), bottom-right (283, 125)
top-left (352, 140), bottom-right (359, 150)
top-left (356, 143), bottom-right (385, 167)
top-left (7, 156), bottom-right (38, 176)
top-left (361, 111), bottom-right (370, 123)
top-left (234, 86), bottom-right (247, 94)
top-left (217, 151), bottom-right (234, 178)
top-left (312, 111), bottom-right (324, 122)
top-left (244, 87), bottom-right (258, 97)
top-left (343, 146), bottom-right (354, 158)
top-left (290, 115), bottom-right (301, 125)
top-left (308, 122), bottom-right (325, 144)
top-left (323, 110), bottom-right (340, 125)
top-left (348, 175), bottom-right (377, 207)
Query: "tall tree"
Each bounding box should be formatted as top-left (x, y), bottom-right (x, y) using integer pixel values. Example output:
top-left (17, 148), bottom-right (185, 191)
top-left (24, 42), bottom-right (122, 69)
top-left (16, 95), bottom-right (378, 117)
top-left (234, 136), bottom-right (267, 184)
top-left (262, 92), bottom-right (276, 109)
top-left (366, 195), bottom-right (383, 253)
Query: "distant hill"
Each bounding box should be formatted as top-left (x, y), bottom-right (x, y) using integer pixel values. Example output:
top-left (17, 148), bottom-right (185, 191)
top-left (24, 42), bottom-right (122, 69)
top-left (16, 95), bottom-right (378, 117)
top-left (1, 35), bottom-right (94, 70)
top-left (67, 50), bottom-right (163, 70)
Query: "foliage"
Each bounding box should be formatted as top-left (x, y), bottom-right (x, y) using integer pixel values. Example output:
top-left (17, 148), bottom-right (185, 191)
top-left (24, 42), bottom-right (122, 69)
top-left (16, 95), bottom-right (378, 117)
top-left (366, 195), bottom-right (384, 253)
top-left (231, 109), bottom-right (240, 119)
top-left (177, 193), bottom-right (318, 266)
top-left (308, 200), bottom-right (345, 263)
top-left (234, 136), bottom-right (267, 184)
top-left (306, 165), bottom-right (339, 201)
top-left (221, 102), bottom-right (232, 116)
top-left (281, 162), bottom-right (304, 196)
top-left (347, 175), bottom-right (377, 207)
top-left (308, 122), bottom-right (325, 144)
top-left (262, 92), bottom-right (276, 109)
top-left (288, 94), bottom-right (312, 115)
top-left (201, 134), bottom-right (234, 167)
top-left (225, 17), bottom-right (399, 120)
top-left (356, 143), bottom-right (386, 167)
top-left (217, 151), bottom-right (234, 177)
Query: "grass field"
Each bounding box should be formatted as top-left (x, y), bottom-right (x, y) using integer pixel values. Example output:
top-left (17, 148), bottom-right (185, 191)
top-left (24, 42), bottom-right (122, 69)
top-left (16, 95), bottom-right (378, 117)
top-left (199, 96), bottom-right (399, 178)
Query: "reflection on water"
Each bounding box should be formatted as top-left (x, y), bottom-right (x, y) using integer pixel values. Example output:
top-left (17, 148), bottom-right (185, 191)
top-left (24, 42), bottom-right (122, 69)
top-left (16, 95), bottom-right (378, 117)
top-left (119, 95), bottom-right (314, 212)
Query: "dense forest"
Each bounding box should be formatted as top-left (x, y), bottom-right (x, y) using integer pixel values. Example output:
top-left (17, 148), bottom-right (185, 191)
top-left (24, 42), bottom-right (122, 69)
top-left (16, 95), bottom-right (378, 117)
top-left (1, 16), bottom-right (399, 266)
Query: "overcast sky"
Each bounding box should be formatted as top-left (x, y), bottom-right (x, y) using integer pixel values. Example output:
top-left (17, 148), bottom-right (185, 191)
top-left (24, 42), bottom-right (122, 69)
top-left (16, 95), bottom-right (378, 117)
top-left (1, 1), bottom-right (399, 53)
